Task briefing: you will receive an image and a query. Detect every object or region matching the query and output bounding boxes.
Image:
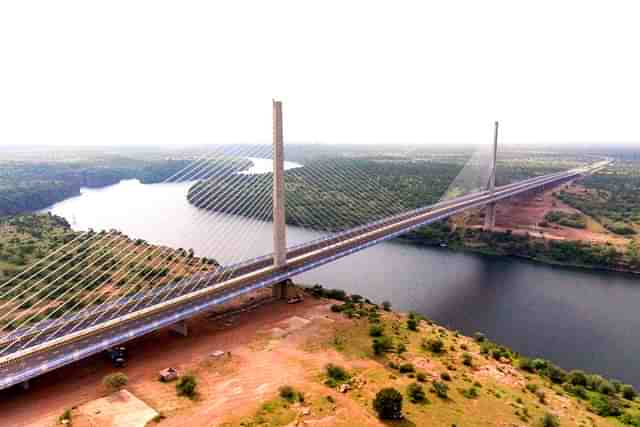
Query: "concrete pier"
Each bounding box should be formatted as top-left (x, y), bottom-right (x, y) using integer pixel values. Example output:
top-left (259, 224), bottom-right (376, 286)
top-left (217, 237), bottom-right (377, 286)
top-left (484, 121), bottom-right (499, 231)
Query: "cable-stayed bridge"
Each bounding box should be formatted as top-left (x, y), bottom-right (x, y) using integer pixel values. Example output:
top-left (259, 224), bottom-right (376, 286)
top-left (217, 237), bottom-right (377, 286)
top-left (0, 102), bottom-right (606, 390)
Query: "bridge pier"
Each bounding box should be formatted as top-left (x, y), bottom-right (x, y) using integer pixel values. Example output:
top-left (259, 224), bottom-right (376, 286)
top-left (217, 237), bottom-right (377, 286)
top-left (272, 279), bottom-right (292, 299)
top-left (169, 320), bottom-right (188, 336)
top-left (484, 121), bottom-right (499, 231)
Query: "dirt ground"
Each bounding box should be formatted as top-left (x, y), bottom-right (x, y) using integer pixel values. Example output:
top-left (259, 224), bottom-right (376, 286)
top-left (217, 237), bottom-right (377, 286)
top-left (468, 181), bottom-right (628, 246)
top-left (1, 287), bottom-right (382, 427)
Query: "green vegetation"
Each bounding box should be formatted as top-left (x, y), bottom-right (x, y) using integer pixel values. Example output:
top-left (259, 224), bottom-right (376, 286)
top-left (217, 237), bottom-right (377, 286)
top-left (557, 161), bottom-right (640, 235)
top-left (102, 372), bottom-right (128, 392)
top-left (544, 210), bottom-right (586, 229)
top-left (176, 374), bottom-right (198, 398)
top-left (0, 214), bottom-right (218, 333)
top-left (373, 387), bottom-right (404, 419)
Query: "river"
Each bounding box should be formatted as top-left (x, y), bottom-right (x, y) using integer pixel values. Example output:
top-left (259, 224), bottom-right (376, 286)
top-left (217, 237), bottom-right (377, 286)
top-left (43, 174), bottom-right (640, 387)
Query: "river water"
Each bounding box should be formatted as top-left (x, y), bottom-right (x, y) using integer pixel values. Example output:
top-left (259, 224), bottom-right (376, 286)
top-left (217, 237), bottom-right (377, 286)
top-left (43, 174), bottom-right (640, 387)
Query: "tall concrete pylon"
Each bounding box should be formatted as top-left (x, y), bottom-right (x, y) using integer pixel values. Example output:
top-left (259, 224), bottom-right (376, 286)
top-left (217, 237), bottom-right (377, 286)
top-left (272, 100), bottom-right (289, 299)
top-left (272, 99), bottom-right (287, 267)
top-left (484, 121), bottom-right (499, 230)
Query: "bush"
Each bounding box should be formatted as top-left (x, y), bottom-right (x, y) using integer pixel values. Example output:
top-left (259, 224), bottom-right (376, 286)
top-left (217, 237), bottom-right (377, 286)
top-left (103, 372), bottom-right (128, 392)
top-left (598, 380), bottom-right (616, 396)
top-left (369, 324), bottom-right (384, 337)
top-left (176, 375), bottom-right (197, 398)
top-left (326, 289), bottom-right (348, 301)
top-left (399, 363), bottom-right (415, 374)
top-left (545, 364), bottom-right (567, 384)
top-left (568, 370), bottom-right (588, 386)
top-left (440, 372), bottom-right (451, 381)
top-left (58, 409), bottom-right (72, 425)
top-left (536, 390), bottom-right (546, 404)
top-left (416, 372), bottom-right (427, 382)
top-left (373, 388), bottom-right (403, 420)
top-left (590, 395), bottom-right (622, 416)
top-left (540, 413), bottom-right (560, 427)
top-left (518, 357), bottom-right (535, 373)
top-left (382, 301), bottom-right (392, 311)
top-left (396, 343), bottom-right (407, 354)
top-left (407, 318), bottom-right (418, 331)
top-left (373, 336), bottom-right (393, 355)
top-left (474, 332), bottom-right (486, 342)
top-left (326, 364), bottom-right (350, 382)
top-left (407, 382), bottom-right (426, 403)
top-left (432, 381), bottom-right (449, 399)
top-left (462, 387), bottom-right (479, 399)
top-left (424, 338), bottom-right (444, 354)
top-left (526, 383), bottom-right (538, 393)
top-left (462, 353), bottom-right (473, 367)
top-left (279, 385), bottom-right (302, 402)
top-left (622, 384), bottom-right (637, 400)
top-left (586, 374), bottom-right (604, 391)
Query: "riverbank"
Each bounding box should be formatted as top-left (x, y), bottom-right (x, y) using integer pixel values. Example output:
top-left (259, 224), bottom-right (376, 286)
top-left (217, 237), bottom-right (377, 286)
top-left (5, 284), bottom-right (638, 427)
top-left (400, 229), bottom-right (640, 277)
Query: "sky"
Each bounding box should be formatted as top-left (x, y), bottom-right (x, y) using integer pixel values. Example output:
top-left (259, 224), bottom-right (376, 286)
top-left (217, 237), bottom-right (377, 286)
top-left (1, 1), bottom-right (639, 147)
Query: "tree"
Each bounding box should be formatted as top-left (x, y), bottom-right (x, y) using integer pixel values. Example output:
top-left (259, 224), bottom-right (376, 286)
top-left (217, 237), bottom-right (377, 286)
top-left (373, 388), bottom-right (403, 419)
top-left (103, 372), bottom-right (128, 392)
top-left (407, 318), bottom-right (418, 331)
top-left (622, 384), bottom-right (637, 400)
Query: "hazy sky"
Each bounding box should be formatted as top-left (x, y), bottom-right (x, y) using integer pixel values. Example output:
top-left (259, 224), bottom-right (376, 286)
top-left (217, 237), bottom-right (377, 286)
top-left (1, 1), bottom-right (639, 147)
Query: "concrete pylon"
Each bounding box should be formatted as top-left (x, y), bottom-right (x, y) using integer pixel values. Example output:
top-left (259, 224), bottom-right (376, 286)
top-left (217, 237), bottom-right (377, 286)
top-left (272, 100), bottom-right (289, 299)
top-left (484, 121), bottom-right (499, 230)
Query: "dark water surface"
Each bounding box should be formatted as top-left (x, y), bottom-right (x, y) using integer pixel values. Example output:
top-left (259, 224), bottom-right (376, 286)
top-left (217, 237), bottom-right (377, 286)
top-left (45, 179), bottom-right (640, 387)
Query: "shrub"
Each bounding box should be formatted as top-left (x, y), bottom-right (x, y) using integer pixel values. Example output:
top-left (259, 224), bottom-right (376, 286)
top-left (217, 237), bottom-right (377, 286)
top-left (573, 385), bottom-right (588, 399)
top-left (373, 336), bottom-right (393, 355)
top-left (416, 372), bottom-right (427, 382)
top-left (176, 375), bottom-right (198, 398)
top-left (326, 289), bottom-right (348, 301)
top-left (536, 390), bottom-right (546, 404)
top-left (424, 338), bottom-right (444, 354)
top-left (326, 364), bottom-right (350, 382)
top-left (407, 318), bottom-right (418, 331)
top-left (590, 395), bottom-right (622, 416)
top-left (382, 301), bottom-right (392, 311)
top-left (407, 382), bottom-right (427, 403)
top-left (540, 413), bottom-right (560, 427)
top-left (568, 370), bottom-right (587, 386)
top-left (399, 363), bottom-right (415, 374)
top-left (350, 294), bottom-right (363, 303)
top-left (58, 409), bottom-right (72, 425)
top-left (526, 383), bottom-right (538, 393)
top-left (369, 324), bottom-right (384, 337)
top-left (278, 385), bottom-right (301, 402)
top-left (474, 332), bottom-right (486, 342)
top-left (373, 388), bottom-right (403, 420)
top-left (432, 381), bottom-right (449, 399)
top-left (545, 364), bottom-right (567, 384)
top-left (330, 304), bottom-right (343, 313)
top-left (586, 374), bottom-right (604, 391)
top-left (440, 372), bottom-right (451, 381)
top-left (622, 384), bottom-right (637, 400)
top-left (598, 380), bottom-right (616, 396)
top-left (518, 357), bottom-right (535, 373)
top-left (396, 343), bottom-right (407, 354)
top-left (103, 372), bottom-right (128, 392)
top-left (462, 353), bottom-right (473, 367)
top-left (532, 359), bottom-right (549, 371)
top-left (462, 387), bottom-right (479, 399)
